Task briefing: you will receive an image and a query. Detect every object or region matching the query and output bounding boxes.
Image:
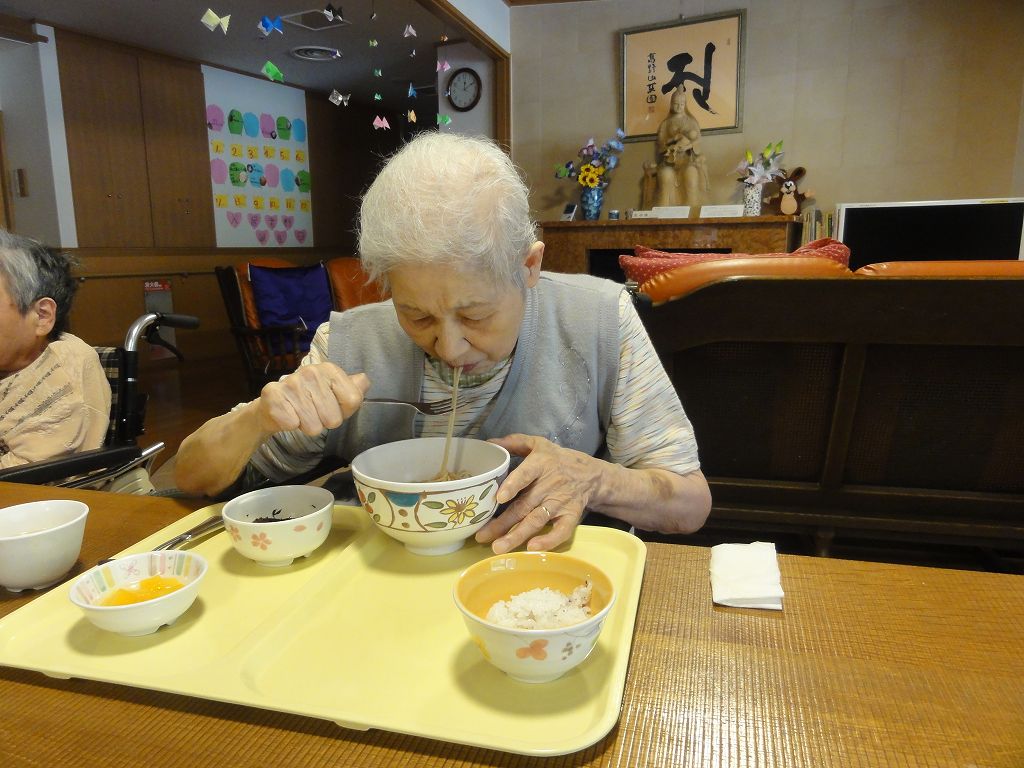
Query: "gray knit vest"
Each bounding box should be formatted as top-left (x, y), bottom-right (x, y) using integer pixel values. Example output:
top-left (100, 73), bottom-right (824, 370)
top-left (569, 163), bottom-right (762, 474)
top-left (324, 271), bottom-right (622, 465)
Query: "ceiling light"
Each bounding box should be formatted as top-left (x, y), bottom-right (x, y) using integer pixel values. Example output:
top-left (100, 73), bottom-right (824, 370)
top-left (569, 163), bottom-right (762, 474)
top-left (290, 45), bottom-right (342, 62)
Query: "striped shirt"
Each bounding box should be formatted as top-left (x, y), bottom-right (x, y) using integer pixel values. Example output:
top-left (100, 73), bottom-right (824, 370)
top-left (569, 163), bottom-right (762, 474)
top-left (248, 292), bottom-right (700, 482)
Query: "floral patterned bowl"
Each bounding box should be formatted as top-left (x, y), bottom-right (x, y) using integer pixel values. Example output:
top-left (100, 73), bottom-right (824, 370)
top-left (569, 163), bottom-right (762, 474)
top-left (351, 437), bottom-right (511, 556)
top-left (221, 485), bottom-right (334, 567)
top-left (453, 551), bottom-right (616, 683)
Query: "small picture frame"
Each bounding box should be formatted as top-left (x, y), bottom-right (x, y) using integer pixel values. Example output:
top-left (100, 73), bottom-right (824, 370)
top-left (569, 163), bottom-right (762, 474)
top-left (560, 203), bottom-right (578, 221)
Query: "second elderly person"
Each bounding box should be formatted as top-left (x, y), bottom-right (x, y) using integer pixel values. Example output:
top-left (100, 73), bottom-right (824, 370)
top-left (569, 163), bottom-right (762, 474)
top-left (0, 230), bottom-right (111, 468)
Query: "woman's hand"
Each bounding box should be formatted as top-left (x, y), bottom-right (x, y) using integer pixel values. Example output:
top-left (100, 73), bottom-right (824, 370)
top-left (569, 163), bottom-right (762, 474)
top-left (475, 434), bottom-right (603, 555)
top-left (256, 363), bottom-right (370, 437)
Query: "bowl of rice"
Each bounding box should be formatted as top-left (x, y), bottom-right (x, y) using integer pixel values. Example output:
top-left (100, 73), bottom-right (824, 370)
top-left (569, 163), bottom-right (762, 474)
top-left (351, 437), bottom-right (510, 556)
top-left (453, 551), bottom-right (616, 683)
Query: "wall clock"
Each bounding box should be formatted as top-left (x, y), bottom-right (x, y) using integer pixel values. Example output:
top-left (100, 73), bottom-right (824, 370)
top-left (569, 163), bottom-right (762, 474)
top-left (446, 67), bottom-right (482, 112)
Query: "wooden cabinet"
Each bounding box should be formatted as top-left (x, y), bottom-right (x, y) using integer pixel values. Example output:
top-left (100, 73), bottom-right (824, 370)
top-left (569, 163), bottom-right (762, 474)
top-left (57, 31), bottom-right (154, 247)
top-left (138, 57), bottom-right (215, 247)
top-left (540, 217), bottom-right (803, 277)
top-left (56, 30), bottom-right (214, 248)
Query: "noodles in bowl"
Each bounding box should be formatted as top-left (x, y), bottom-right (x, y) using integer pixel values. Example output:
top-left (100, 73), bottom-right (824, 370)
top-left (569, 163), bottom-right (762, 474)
top-left (351, 437), bottom-right (510, 556)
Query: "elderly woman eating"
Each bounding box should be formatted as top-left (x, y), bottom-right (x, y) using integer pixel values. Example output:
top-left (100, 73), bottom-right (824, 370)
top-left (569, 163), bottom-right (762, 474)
top-left (175, 132), bottom-right (711, 553)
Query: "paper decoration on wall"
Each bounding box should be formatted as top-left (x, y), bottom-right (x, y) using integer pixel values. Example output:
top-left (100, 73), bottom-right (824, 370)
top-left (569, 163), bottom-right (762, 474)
top-left (206, 104), bottom-right (225, 130)
top-left (407, 83), bottom-right (417, 98)
top-left (329, 89), bottom-right (350, 106)
top-left (437, 60), bottom-right (450, 73)
top-left (277, 117), bottom-right (292, 140)
top-left (403, 24), bottom-right (417, 37)
top-left (262, 61), bottom-right (284, 82)
top-left (201, 9), bottom-right (230, 33)
top-left (242, 112), bottom-right (260, 136)
top-left (437, 114), bottom-right (452, 126)
top-left (407, 110), bottom-right (416, 123)
top-left (205, 66), bottom-right (312, 248)
top-left (258, 16), bottom-right (284, 36)
top-left (373, 116), bottom-right (390, 130)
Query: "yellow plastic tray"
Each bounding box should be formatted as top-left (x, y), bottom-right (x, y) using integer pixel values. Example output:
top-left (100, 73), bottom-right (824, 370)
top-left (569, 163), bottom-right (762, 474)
top-left (0, 504), bottom-right (646, 757)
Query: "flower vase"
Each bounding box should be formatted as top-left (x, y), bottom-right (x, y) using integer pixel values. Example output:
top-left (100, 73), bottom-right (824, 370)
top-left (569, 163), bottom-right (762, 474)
top-left (580, 186), bottom-right (605, 221)
top-left (742, 183), bottom-right (762, 216)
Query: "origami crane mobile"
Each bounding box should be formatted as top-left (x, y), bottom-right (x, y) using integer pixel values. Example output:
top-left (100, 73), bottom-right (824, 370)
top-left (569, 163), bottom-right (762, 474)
top-left (373, 116), bottom-right (390, 130)
top-left (200, 9), bottom-right (230, 34)
top-left (329, 90), bottom-right (351, 106)
top-left (262, 61), bottom-right (284, 82)
top-left (258, 16), bottom-right (284, 36)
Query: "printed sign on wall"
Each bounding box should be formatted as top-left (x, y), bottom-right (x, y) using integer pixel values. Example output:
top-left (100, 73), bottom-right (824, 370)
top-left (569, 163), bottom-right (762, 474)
top-left (202, 65), bottom-right (313, 247)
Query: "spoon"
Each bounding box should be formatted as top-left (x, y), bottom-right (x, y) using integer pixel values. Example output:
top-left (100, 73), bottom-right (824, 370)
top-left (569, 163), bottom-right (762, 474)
top-left (97, 514), bottom-right (224, 565)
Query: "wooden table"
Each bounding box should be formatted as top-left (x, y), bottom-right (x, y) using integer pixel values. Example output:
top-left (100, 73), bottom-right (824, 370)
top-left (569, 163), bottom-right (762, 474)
top-left (2, 482), bottom-right (1022, 767)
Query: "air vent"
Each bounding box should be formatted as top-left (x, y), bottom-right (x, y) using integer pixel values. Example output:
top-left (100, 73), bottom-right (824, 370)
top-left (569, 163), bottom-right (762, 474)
top-left (282, 9), bottom-right (351, 31)
top-left (290, 45), bottom-right (343, 62)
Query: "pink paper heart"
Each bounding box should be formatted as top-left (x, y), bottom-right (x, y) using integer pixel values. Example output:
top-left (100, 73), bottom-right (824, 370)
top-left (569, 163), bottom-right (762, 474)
top-left (248, 213), bottom-right (261, 229)
top-left (226, 211), bottom-right (242, 228)
top-left (255, 229), bottom-right (269, 245)
top-left (294, 229), bottom-right (307, 244)
top-left (282, 215), bottom-right (294, 230)
top-left (274, 230), bottom-right (288, 245)
top-left (264, 214), bottom-right (278, 229)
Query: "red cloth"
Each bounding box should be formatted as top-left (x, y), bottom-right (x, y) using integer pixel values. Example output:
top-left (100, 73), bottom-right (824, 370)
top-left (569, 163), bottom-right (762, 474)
top-left (619, 238), bottom-right (851, 284)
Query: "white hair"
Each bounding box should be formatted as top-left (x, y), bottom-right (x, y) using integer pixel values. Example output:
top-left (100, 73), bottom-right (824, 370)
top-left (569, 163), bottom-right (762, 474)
top-left (358, 132), bottom-right (537, 290)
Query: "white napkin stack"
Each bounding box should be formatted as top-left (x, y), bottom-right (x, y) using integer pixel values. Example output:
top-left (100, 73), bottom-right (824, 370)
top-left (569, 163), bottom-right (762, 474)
top-left (709, 541), bottom-right (784, 610)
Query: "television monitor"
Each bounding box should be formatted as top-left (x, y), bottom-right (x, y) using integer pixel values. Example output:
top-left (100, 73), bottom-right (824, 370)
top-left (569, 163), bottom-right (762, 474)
top-left (835, 198), bottom-right (1024, 271)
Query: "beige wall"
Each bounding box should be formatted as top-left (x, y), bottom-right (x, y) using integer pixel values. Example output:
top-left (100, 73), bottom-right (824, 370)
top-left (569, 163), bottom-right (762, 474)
top-left (511, 0), bottom-right (1024, 222)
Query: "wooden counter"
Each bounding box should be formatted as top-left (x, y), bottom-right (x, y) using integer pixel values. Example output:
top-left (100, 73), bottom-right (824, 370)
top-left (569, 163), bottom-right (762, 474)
top-left (1, 482), bottom-right (1022, 767)
top-left (540, 216), bottom-right (803, 275)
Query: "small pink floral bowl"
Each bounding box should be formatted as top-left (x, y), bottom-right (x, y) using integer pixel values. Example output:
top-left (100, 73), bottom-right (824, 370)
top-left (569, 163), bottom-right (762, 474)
top-left (351, 438), bottom-right (510, 556)
top-left (221, 486), bottom-right (334, 567)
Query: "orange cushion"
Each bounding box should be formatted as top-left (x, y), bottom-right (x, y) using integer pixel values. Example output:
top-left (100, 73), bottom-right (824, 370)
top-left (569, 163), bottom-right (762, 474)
top-left (325, 257), bottom-right (389, 310)
top-left (641, 256), bottom-right (852, 305)
top-left (855, 260), bottom-right (1024, 277)
top-left (235, 257), bottom-right (298, 329)
top-left (620, 237), bottom-right (851, 284)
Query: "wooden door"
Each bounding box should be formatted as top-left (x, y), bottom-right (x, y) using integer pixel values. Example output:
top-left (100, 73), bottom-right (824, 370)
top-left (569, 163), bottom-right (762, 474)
top-left (138, 56), bottom-right (215, 247)
top-left (56, 30), bottom-right (153, 247)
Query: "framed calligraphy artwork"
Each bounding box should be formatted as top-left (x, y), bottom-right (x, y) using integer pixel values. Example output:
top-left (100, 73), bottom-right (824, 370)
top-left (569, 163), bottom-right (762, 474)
top-left (620, 10), bottom-right (745, 141)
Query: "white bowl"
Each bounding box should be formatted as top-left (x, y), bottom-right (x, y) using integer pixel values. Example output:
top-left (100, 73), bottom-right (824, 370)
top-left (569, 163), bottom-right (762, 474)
top-left (0, 500), bottom-right (89, 592)
top-left (351, 437), bottom-right (511, 556)
top-left (221, 485), bottom-right (334, 567)
top-left (453, 551), bottom-right (616, 683)
top-left (69, 551), bottom-right (207, 636)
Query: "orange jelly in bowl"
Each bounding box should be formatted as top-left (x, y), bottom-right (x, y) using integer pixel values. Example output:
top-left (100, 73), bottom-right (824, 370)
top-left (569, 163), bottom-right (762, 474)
top-left (100, 575), bottom-right (186, 606)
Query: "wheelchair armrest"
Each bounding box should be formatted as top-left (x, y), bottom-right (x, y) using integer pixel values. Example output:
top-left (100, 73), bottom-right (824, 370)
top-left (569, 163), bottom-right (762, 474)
top-left (0, 445), bottom-right (142, 485)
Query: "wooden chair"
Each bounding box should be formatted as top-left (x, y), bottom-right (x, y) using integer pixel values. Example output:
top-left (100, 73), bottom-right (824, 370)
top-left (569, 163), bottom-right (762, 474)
top-left (325, 256), bottom-right (389, 310)
top-left (215, 258), bottom-right (304, 396)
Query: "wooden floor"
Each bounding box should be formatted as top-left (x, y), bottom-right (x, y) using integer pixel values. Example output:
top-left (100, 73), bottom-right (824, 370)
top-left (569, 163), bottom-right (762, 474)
top-left (140, 355), bottom-right (250, 473)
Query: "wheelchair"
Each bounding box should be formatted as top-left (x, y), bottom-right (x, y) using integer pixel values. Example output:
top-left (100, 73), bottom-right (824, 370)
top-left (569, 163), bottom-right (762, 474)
top-left (0, 312), bottom-right (200, 494)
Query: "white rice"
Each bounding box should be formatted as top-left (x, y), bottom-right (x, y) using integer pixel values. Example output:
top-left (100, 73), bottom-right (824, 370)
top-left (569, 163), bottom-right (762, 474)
top-left (486, 580), bottom-right (593, 629)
